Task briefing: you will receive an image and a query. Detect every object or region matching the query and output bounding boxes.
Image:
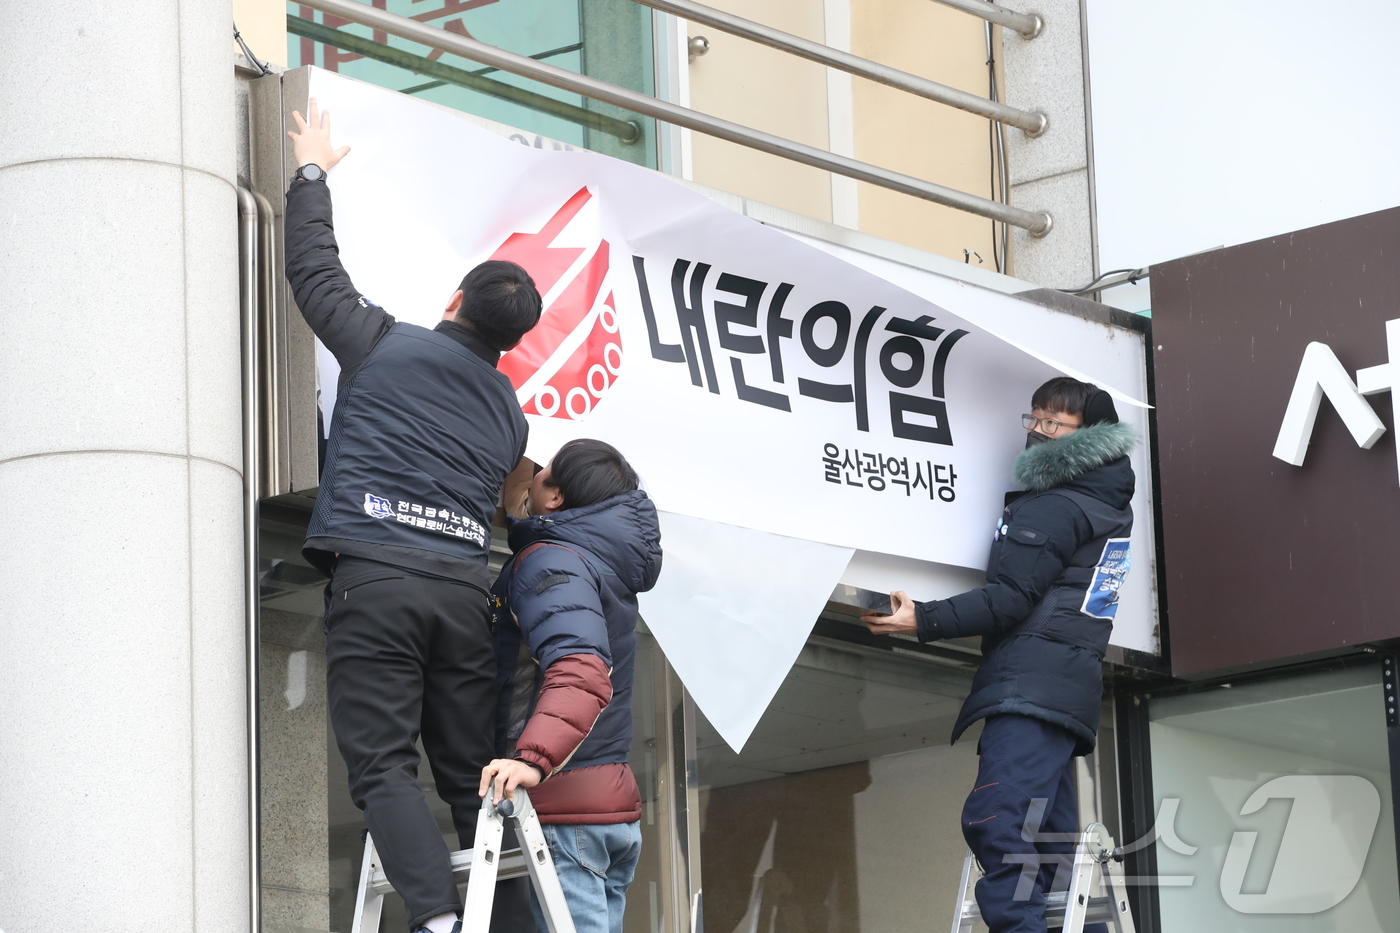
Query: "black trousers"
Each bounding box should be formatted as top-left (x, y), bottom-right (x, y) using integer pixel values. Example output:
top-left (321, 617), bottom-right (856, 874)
top-left (324, 557), bottom-right (497, 929)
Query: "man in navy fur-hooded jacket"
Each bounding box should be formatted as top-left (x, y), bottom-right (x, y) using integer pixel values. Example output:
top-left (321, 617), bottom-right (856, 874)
top-left (865, 377), bottom-right (1135, 933)
top-left (479, 438), bottom-right (662, 933)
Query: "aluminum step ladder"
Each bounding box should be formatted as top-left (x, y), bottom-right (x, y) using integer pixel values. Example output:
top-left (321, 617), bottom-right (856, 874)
top-left (951, 823), bottom-right (1136, 933)
top-left (351, 786), bottom-right (578, 933)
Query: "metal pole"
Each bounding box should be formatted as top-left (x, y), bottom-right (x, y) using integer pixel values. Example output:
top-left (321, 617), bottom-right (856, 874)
top-left (237, 186), bottom-right (263, 933)
top-left (294, 0), bottom-right (1053, 235)
top-left (633, 0), bottom-right (1046, 135)
top-left (929, 0), bottom-right (1043, 39)
top-left (253, 190), bottom-right (280, 497)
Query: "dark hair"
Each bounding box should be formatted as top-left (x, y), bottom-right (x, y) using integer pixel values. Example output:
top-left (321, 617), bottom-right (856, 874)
top-left (1031, 376), bottom-right (1098, 418)
top-left (455, 260), bottom-right (542, 351)
top-left (548, 439), bottom-right (640, 510)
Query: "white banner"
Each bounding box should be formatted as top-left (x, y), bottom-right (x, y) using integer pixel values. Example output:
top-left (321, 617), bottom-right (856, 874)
top-left (301, 70), bottom-right (1158, 746)
top-left (307, 68), bottom-right (1082, 572)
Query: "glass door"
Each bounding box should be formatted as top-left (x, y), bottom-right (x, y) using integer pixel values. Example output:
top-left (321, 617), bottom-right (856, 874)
top-left (1148, 664), bottom-right (1399, 931)
top-left (694, 618), bottom-right (983, 932)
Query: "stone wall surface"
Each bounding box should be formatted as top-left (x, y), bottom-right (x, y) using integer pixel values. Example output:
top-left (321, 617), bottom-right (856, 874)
top-left (1001, 0), bottom-right (1097, 288)
top-left (0, 1), bottom-right (247, 930)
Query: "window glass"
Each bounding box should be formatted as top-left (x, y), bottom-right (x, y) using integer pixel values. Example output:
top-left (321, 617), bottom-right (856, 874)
top-left (286, 0), bottom-right (656, 167)
top-left (695, 620), bottom-right (982, 932)
top-left (1150, 665), bottom-right (1399, 932)
top-left (257, 510), bottom-right (335, 930)
top-left (624, 624), bottom-right (676, 933)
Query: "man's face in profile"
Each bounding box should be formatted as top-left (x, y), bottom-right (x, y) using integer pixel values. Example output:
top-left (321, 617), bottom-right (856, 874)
top-left (527, 461), bottom-right (564, 516)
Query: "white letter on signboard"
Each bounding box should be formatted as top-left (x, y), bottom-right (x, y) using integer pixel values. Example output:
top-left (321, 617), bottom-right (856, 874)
top-left (1354, 318), bottom-right (1400, 485)
top-left (1272, 342), bottom-right (1385, 467)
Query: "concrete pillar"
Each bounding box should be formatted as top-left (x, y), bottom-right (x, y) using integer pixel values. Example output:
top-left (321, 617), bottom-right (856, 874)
top-left (1000, 0), bottom-right (1098, 289)
top-left (0, 2), bottom-right (247, 930)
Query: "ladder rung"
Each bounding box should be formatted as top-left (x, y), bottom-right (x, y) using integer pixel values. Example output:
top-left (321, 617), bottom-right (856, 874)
top-left (1045, 894), bottom-right (1119, 927)
top-left (955, 893), bottom-right (1119, 928)
top-left (366, 847), bottom-right (531, 896)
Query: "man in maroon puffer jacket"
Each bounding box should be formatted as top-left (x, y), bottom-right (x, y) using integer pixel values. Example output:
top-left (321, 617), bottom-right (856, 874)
top-left (480, 438), bottom-right (662, 933)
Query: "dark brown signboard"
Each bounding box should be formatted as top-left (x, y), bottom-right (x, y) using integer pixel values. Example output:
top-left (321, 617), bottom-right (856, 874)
top-left (1151, 206), bottom-right (1400, 677)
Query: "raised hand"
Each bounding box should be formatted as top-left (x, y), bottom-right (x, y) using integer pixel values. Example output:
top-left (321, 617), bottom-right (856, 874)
top-left (287, 97), bottom-right (351, 171)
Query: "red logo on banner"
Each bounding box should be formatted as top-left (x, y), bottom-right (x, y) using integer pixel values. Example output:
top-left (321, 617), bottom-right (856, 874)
top-left (495, 188), bottom-right (622, 420)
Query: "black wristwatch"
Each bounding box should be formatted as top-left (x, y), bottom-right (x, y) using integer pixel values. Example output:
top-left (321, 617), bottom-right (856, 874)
top-left (293, 163), bottom-right (326, 183)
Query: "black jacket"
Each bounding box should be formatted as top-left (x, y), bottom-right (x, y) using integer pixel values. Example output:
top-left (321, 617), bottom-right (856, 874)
top-left (492, 491), bottom-right (663, 770)
top-left (916, 421), bottom-right (1136, 754)
top-left (285, 179), bottom-right (528, 590)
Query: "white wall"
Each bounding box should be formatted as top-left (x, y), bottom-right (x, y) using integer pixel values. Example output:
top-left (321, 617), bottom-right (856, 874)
top-left (1086, 0), bottom-right (1400, 273)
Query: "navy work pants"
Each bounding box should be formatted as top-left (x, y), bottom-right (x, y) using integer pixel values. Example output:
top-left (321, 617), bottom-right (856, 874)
top-left (962, 714), bottom-right (1107, 933)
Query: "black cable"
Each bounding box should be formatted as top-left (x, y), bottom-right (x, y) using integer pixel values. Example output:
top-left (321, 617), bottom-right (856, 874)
top-left (984, 16), bottom-right (1008, 274)
top-left (986, 22), bottom-right (999, 272)
top-left (1061, 268), bottom-right (1146, 295)
top-left (234, 22), bottom-right (275, 77)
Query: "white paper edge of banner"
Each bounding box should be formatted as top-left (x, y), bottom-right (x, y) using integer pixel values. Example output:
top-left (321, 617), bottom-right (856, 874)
top-left (784, 231), bottom-right (1153, 410)
top-left (979, 338), bottom-right (1152, 410)
top-left (638, 512), bottom-right (855, 752)
top-left (840, 550), bottom-right (985, 604)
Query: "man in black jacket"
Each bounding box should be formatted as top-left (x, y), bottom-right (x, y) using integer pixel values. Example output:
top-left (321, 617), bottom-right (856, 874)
top-left (285, 100), bottom-right (542, 933)
top-left (865, 377), bottom-right (1134, 933)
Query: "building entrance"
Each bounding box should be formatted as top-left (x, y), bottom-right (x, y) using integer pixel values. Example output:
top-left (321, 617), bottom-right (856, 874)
top-left (697, 620), bottom-right (982, 932)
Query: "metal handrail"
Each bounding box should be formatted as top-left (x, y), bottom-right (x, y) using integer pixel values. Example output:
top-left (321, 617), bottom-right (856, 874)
top-left (929, 0), bottom-right (1043, 39)
top-left (236, 186), bottom-right (263, 933)
top-left (632, 0), bottom-right (1046, 135)
top-left (294, 0), bottom-right (1053, 235)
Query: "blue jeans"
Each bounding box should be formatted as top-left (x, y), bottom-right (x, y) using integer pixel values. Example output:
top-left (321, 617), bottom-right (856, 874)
top-left (962, 715), bottom-right (1108, 933)
top-left (529, 821), bottom-right (642, 933)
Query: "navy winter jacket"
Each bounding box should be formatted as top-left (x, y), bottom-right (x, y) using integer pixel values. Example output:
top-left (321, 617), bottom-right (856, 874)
top-left (493, 490), bottom-right (663, 775)
top-left (917, 421), bottom-right (1136, 755)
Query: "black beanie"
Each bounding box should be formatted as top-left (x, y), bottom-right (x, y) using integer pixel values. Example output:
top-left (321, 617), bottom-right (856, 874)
top-left (1082, 388), bottom-right (1119, 426)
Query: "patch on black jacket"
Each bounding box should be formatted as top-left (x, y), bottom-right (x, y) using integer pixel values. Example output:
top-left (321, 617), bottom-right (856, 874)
top-left (535, 572), bottom-right (571, 596)
top-left (1011, 527), bottom-right (1047, 545)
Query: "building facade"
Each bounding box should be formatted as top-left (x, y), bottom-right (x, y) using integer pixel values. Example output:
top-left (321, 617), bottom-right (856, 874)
top-left (7, 3), bottom-right (1392, 933)
top-left (1145, 209), bottom-right (1400, 932)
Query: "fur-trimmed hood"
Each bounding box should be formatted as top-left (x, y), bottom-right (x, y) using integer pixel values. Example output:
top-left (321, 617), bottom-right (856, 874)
top-left (1013, 421), bottom-right (1137, 496)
